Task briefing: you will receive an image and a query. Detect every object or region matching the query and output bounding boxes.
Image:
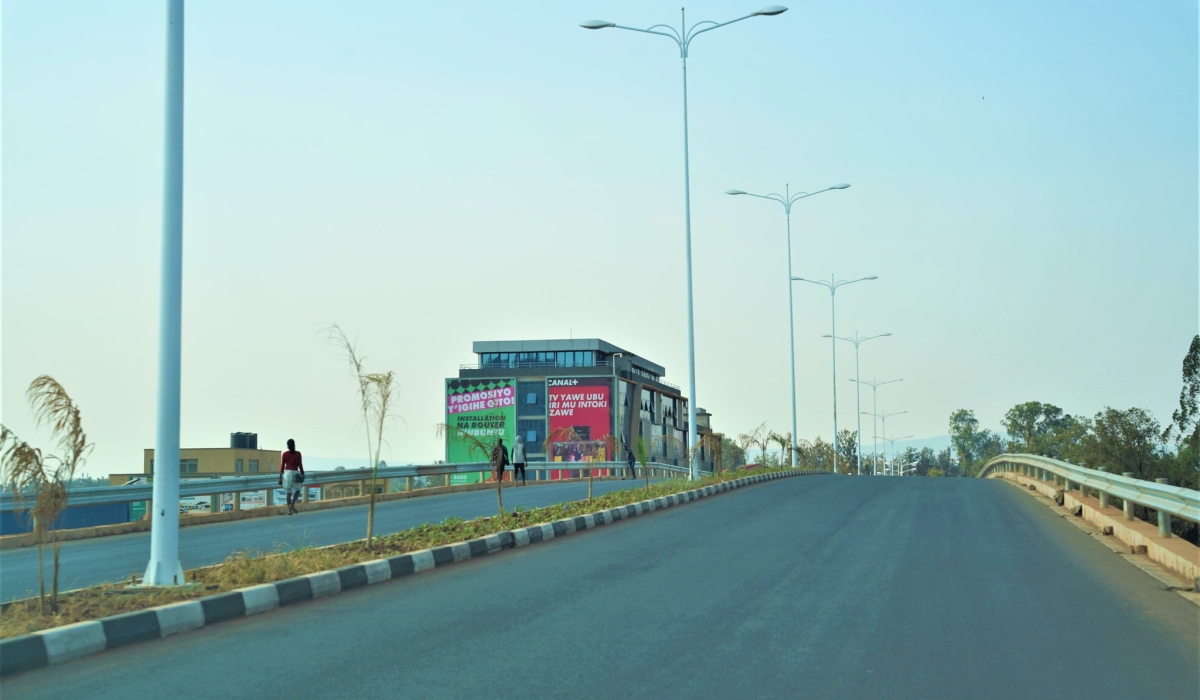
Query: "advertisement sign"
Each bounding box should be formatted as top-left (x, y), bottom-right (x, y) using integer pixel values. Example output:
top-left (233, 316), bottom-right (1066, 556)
top-left (548, 377), bottom-right (612, 477)
top-left (445, 377), bottom-right (517, 484)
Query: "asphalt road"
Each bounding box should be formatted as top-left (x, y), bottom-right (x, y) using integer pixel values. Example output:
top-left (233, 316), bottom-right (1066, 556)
top-left (0, 478), bottom-right (656, 600)
top-left (5, 475), bottom-right (1198, 699)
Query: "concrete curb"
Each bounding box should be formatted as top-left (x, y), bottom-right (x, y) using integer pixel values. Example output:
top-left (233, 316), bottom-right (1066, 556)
top-left (0, 470), bottom-right (822, 677)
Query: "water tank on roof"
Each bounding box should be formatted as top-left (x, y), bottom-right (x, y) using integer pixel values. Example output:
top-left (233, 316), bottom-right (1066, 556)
top-left (230, 432), bottom-right (258, 449)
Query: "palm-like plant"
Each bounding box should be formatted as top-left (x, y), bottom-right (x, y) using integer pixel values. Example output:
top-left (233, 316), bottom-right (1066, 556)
top-left (739, 422), bottom-right (771, 466)
top-left (0, 376), bottom-right (92, 614)
top-left (328, 325), bottom-right (396, 547)
top-left (768, 431), bottom-right (792, 469)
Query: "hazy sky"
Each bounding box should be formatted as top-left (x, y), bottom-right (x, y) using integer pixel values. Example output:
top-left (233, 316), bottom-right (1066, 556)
top-left (3, 1), bottom-right (1196, 477)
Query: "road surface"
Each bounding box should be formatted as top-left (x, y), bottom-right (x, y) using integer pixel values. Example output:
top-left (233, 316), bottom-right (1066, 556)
top-left (5, 475), bottom-right (1197, 699)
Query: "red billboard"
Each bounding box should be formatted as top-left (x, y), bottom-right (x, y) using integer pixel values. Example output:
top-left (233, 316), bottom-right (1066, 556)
top-left (547, 377), bottom-right (612, 476)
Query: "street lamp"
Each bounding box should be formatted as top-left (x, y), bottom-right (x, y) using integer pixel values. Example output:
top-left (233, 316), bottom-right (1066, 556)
top-left (848, 377), bottom-right (902, 474)
top-left (728, 183), bottom-right (850, 468)
top-left (144, 0), bottom-right (186, 586)
top-left (823, 332), bottom-right (890, 474)
top-left (581, 7), bottom-right (788, 481)
top-left (793, 275), bottom-right (878, 474)
top-left (887, 435), bottom-right (914, 475)
top-left (862, 410), bottom-right (906, 475)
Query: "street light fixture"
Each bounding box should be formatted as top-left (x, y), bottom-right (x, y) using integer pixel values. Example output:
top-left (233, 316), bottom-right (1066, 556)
top-left (793, 275), bottom-right (879, 474)
top-left (862, 410), bottom-right (906, 475)
top-left (581, 6), bottom-right (787, 481)
top-left (728, 184), bottom-right (851, 468)
top-left (849, 377), bottom-right (902, 474)
top-left (823, 332), bottom-right (890, 474)
top-left (887, 435), bottom-right (914, 475)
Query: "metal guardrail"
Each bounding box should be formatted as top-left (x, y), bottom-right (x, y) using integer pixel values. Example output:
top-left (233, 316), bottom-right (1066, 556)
top-left (979, 453), bottom-right (1200, 533)
top-left (0, 461), bottom-right (702, 512)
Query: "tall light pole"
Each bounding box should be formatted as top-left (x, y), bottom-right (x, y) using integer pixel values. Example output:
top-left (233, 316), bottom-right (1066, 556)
top-left (863, 410), bottom-right (906, 475)
top-left (823, 332), bottom-right (890, 474)
top-left (793, 275), bottom-right (878, 474)
top-left (144, 0), bottom-right (185, 586)
top-left (849, 377), bottom-right (902, 474)
top-left (887, 435), bottom-right (913, 475)
top-left (581, 6), bottom-right (788, 481)
top-left (726, 183), bottom-right (850, 468)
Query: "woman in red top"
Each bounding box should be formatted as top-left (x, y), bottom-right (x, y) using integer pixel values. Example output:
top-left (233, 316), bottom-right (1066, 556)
top-left (279, 439), bottom-right (305, 514)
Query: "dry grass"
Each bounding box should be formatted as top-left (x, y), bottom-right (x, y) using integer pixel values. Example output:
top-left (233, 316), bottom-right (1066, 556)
top-left (0, 467), bottom-right (787, 639)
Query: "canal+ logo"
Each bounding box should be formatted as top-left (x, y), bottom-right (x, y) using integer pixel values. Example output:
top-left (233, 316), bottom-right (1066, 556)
top-left (548, 379), bottom-right (579, 387)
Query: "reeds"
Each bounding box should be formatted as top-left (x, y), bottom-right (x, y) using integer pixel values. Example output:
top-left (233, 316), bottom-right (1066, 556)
top-left (0, 376), bottom-right (92, 614)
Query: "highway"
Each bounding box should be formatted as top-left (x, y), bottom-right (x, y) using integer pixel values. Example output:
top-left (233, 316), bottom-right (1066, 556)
top-left (5, 475), bottom-right (1196, 699)
top-left (0, 478), bottom-right (656, 600)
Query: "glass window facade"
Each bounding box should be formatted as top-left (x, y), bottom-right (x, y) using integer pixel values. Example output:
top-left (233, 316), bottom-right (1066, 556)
top-left (517, 381), bottom-right (545, 416)
top-left (235, 458), bottom-right (243, 473)
top-left (180, 459), bottom-right (198, 474)
top-left (249, 459), bottom-right (259, 473)
top-left (480, 351), bottom-right (597, 369)
top-left (517, 419), bottom-right (546, 452)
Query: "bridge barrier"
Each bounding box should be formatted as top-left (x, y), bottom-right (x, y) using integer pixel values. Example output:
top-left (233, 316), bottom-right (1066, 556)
top-left (0, 461), bottom-right (705, 518)
top-left (979, 454), bottom-right (1199, 533)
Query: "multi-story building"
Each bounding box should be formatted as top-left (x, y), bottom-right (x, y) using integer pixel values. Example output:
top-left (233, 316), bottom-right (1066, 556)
top-left (445, 339), bottom-right (716, 476)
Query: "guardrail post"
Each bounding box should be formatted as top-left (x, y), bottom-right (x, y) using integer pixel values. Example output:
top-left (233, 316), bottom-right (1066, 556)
top-left (233, 492), bottom-right (241, 511)
top-left (266, 489), bottom-right (274, 507)
top-left (1097, 468), bottom-right (1109, 508)
top-left (1121, 473), bottom-right (1135, 520)
top-left (1154, 478), bottom-right (1172, 537)
top-left (302, 486), bottom-right (310, 503)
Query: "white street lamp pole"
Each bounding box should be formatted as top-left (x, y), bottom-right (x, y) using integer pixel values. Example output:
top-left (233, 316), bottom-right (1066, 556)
top-left (863, 409), bottom-right (906, 475)
top-left (793, 275), bottom-right (878, 474)
top-left (145, 0), bottom-right (185, 586)
top-left (851, 377), bottom-right (902, 474)
top-left (727, 184), bottom-right (850, 468)
top-left (582, 6), bottom-right (788, 481)
top-left (824, 332), bottom-right (890, 474)
top-left (888, 435), bottom-right (913, 475)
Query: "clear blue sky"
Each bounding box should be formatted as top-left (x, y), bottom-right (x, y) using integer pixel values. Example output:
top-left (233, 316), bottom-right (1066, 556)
top-left (2, 1), bottom-right (1196, 476)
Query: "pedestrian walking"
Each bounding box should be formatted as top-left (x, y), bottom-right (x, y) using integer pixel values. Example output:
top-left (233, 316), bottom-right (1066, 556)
top-left (512, 435), bottom-right (528, 486)
top-left (491, 437), bottom-right (510, 485)
top-left (279, 438), bottom-right (305, 515)
top-left (626, 446), bottom-right (636, 480)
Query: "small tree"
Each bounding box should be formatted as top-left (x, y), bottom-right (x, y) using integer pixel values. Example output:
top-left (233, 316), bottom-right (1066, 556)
top-left (635, 436), bottom-right (651, 490)
top-left (328, 325), bottom-right (396, 547)
top-left (0, 376), bottom-right (92, 614)
top-left (439, 423), bottom-right (506, 515)
top-left (739, 422), bottom-right (770, 466)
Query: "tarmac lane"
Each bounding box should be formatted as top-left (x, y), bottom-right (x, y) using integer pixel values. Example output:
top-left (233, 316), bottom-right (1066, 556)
top-left (4, 475), bottom-right (1197, 699)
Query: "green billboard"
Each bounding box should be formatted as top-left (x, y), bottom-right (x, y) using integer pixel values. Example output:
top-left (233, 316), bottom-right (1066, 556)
top-left (445, 377), bottom-right (516, 485)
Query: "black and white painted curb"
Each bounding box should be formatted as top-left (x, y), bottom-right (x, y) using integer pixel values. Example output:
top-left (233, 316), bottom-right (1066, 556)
top-left (0, 470), bottom-right (820, 677)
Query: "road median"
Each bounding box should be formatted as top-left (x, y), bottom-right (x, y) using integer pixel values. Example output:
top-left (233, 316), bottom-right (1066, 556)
top-left (0, 468), bottom-right (825, 677)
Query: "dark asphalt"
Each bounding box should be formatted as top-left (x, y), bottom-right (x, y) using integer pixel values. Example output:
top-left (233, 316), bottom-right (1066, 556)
top-left (5, 476), bottom-right (1198, 699)
top-left (0, 478), bottom-right (657, 600)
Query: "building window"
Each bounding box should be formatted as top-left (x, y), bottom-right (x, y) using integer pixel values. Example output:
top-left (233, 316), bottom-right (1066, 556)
top-left (518, 419), bottom-right (545, 451)
top-left (517, 381), bottom-right (545, 416)
top-left (180, 459), bottom-right (198, 474)
top-left (249, 459), bottom-right (259, 472)
top-left (235, 458), bottom-right (244, 473)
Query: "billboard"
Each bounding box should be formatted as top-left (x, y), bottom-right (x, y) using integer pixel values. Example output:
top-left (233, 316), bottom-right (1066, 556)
top-left (445, 377), bottom-right (517, 484)
top-left (548, 377), bottom-right (613, 476)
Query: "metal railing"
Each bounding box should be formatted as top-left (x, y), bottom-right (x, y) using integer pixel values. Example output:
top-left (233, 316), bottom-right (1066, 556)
top-left (979, 453), bottom-right (1200, 536)
top-left (0, 461), bottom-right (704, 512)
top-left (459, 360), bottom-right (616, 371)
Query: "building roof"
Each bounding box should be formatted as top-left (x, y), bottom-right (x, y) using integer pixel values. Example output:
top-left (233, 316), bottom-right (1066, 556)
top-left (472, 338), bottom-right (666, 376)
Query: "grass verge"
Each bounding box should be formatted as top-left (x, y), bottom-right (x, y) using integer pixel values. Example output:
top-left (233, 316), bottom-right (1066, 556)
top-left (1, 468), bottom-right (790, 638)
